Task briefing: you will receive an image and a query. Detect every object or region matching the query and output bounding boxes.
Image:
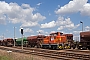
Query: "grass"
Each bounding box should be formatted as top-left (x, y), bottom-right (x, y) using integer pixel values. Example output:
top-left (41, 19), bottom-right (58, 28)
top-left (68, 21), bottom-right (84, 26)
top-left (0, 51), bottom-right (34, 60)
top-left (0, 49), bottom-right (51, 60)
top-left (0, 53), bottom-right (12, 60)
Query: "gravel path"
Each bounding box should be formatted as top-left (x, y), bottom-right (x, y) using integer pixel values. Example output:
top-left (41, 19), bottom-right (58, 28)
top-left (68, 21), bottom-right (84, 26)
top-left (0, 49), bottom-right (59, 60)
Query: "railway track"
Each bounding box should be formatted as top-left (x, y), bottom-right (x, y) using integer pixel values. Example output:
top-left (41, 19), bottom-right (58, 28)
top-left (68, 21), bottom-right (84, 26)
top-left (64, 49), bottom-right (90, 54)
top-left (0, 46), bottom-right (90, 60)
top-left (12, 46), bottom-right (90, 54)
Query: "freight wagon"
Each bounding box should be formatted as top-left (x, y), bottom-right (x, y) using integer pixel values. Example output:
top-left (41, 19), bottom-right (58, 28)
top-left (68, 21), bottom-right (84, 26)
top-left (27, 35), bottom-right (46, 48)
top-left (78, 31), bottom-right (90, 50)
top-left (2, 38), bottom-right (14, 47)
top-left (0, 40), bottom-right (3, 46)
top-left (27, 36), bottom-right (38, 47)
top-left (0, 32), bottom-right (72, 50)
top-left (15, 37), bottom-right (28, 47)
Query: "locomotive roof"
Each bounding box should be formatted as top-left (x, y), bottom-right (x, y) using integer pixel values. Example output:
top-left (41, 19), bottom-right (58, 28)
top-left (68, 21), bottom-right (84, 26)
top-left (50, 32), bottom-right (63, 35)
top-left (62, 34), bottom-right (73, 36)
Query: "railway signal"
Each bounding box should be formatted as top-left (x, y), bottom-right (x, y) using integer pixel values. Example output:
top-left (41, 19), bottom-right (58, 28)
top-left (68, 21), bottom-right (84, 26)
top-left (80, 21), bottom-right (83, 32)
top-left (14, 27), bottom-right (16, 47)
top-left (21, 28), bottom-right (23, 35)
top-left (21, 28), bottom-right (23, 50)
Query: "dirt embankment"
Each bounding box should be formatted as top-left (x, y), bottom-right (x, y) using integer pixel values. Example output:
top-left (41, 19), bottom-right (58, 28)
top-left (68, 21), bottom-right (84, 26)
top-left (0, 49), bottom-right (57, 60)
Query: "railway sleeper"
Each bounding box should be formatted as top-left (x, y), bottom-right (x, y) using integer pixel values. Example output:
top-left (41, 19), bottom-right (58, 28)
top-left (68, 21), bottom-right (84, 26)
top-left (24, 52), bottom-right (31, 54)
top-left (0, 46), bottom-right (90, 60)
top-left (24, 51), bottom-right (46, 56)
top-left (40, 54), bottom-right (75, 60)
top-left (58, 52), bottom-right (67, 57)
top-left (37, 54), bottom-right (45, 56)
top-left (50, 56), bottom-right (76, 60)
top-left (65, 53), bottom-right (75, 58)
top-left (83, 55), bottom-right (90, 58)
top-left (58, 54), bottom-right (66, 57)
top-left (73, 54), bottom-right (85, 59)
top-left (11, 49), bottom-right (90, 60)
top-left (52, 52), bottom-right (68, 56)
top-left (43, 55), bottom-right (51, 57)
top-left (51, 53), bottom-right (58, 56)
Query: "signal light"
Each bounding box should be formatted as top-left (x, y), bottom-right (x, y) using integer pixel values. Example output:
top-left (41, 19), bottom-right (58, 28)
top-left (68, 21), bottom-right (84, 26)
top-left (21, 28), bottom-right (23, 35)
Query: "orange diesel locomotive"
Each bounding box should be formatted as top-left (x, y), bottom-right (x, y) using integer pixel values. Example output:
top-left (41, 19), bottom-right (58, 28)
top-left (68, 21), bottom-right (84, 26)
top-left (41, 32), bottom-right (70, 49)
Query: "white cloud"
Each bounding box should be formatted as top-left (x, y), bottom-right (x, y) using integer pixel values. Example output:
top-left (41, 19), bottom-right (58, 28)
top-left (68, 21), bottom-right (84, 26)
top-left (50, 31), bottom-right (56, 33)
top-left (0, 14), bottom-right (6, 24)
top-left (57, 26), bottom-right (65, 30)
top-left (72, 30), bottom-right (82, 41)
top-left (72, 31), bottom-right (81, 41)
top-left (19, 28), bottom-right (34, 34)
top-left (37, 3), bottom-right (42, 6)
top-left (21, 4), bottom-right (31, 9)
top-left (58, 5), bottom-right (60, 8)
top-left (40, 16), bottom-right (80, 30)
top-left (0, 35), bottom-right (3, 40)
top-left (56, 17), bottom-right (73, 26)
top-left (56, 17), bottom-right (80, 30)
top-left (21, 21), bottom-right (39, 28)
top-left (85, 26), bottom-right (90, 29)
top-left (81, 3), bottom-right (90, 16)
top-left (85, 26), bottom-right (90, 31)
top-left (37, 30), bottom-right (44, 34)
top-left (0, 1), bottom-right (46, 27)
top-left (76, 24), bottom-right (80, 28)
top-left (41, 21), bottom-right (56, 28)
top-left (37, 30), bottom-right (49, 35)
top-left (49, 13), bottom-right (51, 16)
top-left (24, 28), bottom-right (34, 33)
top-left (73, 31), bottom-right (81, 35)
top-left (55, 0), bottom-right (88, 15)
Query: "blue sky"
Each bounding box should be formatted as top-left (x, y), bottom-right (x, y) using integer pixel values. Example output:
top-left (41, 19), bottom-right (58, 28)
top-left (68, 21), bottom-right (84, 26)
top-left (0, 0), bottom-right (90, 40)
